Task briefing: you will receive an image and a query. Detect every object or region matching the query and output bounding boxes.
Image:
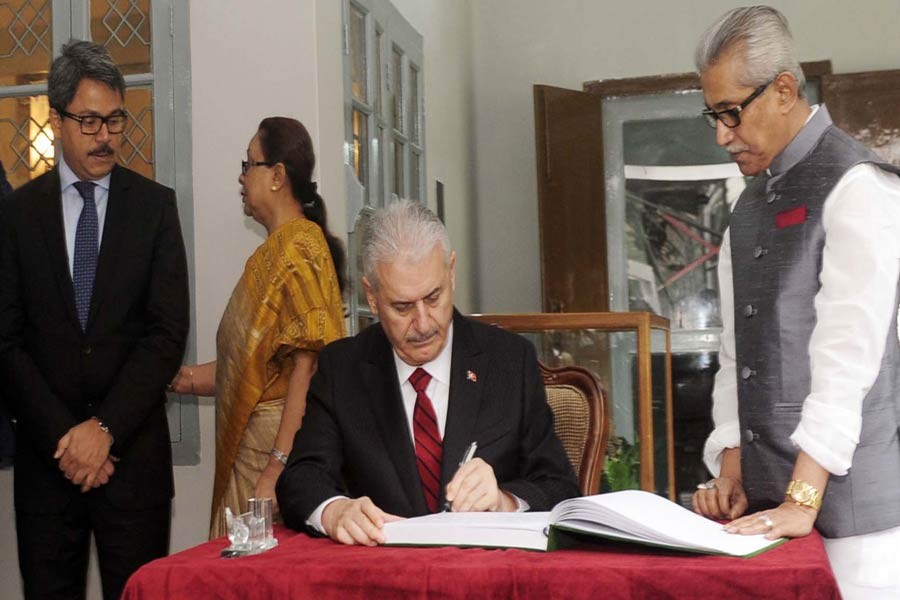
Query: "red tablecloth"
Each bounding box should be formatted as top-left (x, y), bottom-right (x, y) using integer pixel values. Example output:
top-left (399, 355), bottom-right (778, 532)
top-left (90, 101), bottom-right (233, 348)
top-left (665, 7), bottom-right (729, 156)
top-left (122, 525), bottom-right (839, 599)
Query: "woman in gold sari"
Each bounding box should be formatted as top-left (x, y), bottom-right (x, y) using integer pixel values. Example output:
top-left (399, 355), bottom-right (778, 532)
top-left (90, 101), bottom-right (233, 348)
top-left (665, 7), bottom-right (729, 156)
top-left (170, 117), bottom-right (346, 537)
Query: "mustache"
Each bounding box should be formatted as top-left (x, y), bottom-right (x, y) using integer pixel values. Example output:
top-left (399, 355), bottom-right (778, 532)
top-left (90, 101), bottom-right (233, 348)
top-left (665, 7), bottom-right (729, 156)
top-left (89, 144), bottom-right (114, 156)
top-left (726, 144), bottom-right (749, 154)
top-left (406, 329), bottom-right (438, 344)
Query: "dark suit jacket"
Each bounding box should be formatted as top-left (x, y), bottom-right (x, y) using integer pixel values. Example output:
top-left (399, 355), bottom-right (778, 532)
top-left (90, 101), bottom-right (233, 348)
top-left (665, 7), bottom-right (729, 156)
top-left (277, 310), bottom-right (578, 529)
top-left (0, 165), bottom-right (189, 513)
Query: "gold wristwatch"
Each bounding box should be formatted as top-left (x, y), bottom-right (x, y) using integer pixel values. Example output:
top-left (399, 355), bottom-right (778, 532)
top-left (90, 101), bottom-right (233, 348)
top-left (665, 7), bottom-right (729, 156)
top-left (785, 479), bottom-right (822, 511)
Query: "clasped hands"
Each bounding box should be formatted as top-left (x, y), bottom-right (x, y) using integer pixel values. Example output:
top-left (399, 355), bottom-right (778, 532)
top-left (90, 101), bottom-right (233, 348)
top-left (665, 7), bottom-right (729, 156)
top-left (692, 476), bottom-right (817, 540)
top-left (54, 419), bottom-right (116, 493)
top-left (322, 457), bottom-right (516, 546)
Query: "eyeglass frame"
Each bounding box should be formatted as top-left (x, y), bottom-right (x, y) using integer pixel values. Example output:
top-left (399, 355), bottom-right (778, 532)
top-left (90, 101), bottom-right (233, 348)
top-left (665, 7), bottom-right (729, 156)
top-left (58, 109), bottom-right (129, 135)
top-left (701, 79), bottom-right (773, 129)
top-left (241, 159), bottom-right (275, 175)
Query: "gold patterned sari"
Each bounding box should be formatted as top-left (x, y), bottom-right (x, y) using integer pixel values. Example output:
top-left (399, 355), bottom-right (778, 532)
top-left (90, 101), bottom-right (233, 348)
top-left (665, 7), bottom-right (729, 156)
top-left (210, 218), bottom-right (345, 538)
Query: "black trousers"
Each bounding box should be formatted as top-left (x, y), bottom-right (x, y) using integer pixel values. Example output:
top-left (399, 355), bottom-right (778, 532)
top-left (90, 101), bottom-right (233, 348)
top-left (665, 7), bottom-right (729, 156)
top-left (16, 492), bottom-right (170, 600)
top-left (0, 393), bottom-right (15, 468)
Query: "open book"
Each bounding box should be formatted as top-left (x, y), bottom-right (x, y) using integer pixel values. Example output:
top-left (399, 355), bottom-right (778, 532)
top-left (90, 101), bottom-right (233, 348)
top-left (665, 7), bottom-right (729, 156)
top-left (383, 490), bottom-right (785, 558)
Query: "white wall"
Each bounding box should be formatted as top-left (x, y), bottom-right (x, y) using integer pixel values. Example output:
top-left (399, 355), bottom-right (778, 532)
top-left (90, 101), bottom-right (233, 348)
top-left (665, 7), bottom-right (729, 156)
top-left (469, 0), bottom-right (900, 312)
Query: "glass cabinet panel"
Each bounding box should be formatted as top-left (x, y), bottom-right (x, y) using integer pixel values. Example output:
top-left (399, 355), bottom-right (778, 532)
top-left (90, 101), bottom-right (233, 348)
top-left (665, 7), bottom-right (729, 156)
top-left (470, 312), bottom-right (674, 500)
top-left (622, 115), bottom-right (738, 330)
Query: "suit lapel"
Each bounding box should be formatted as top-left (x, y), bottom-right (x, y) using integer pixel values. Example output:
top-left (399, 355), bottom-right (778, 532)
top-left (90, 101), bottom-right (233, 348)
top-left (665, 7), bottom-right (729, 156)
top-left (35, 170), bottom-right (80, 328)
top-left (361, 328), bottom-right (424, 514)
top-left (89, 166), bottom-right (132, 327)
top-left (441, 312), bottom-right (486, 488)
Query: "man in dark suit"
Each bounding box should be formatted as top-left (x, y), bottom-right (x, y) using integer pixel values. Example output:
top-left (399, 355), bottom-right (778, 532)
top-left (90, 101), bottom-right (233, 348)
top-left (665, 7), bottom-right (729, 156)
top-left (277, 200), bottom-right (577, 545)
top-left (0, 40), bottom-right (189, 599)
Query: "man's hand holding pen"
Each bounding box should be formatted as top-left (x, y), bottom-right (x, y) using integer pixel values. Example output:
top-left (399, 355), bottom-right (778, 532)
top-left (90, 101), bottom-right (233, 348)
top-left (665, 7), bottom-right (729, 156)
top-left (444, 457), bottom-right (517, 512)
top-left (323, 442), bottom-right (519, 546)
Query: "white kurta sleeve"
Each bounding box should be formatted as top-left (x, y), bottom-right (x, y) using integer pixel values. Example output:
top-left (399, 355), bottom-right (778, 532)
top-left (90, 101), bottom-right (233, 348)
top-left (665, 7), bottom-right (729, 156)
top-left (790, 163), bottom-right (900, 475)
top-left (703, 228), bottom-right (741, 476)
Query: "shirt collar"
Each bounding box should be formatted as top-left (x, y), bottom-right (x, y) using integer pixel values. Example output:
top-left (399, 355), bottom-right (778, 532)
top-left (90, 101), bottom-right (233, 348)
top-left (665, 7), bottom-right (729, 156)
top-left (766, 104), bottom-right (832, 190)
top-left (58, 154), bottom-right (112, 193)
top-left (393, 322), bottom-right (454, 387)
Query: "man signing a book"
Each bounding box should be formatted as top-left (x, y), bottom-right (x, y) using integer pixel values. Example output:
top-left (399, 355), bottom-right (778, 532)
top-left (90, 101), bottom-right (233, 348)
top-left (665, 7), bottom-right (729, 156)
top-left (276, 200), bottom-right (578, 545)
top-left (691, 6), bottom-right (900, 599)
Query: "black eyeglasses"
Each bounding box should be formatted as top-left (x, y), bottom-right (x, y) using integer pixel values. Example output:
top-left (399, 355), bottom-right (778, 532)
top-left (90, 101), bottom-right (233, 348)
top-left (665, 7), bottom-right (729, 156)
top-left (702, 80), bottom-right (772, 128)
top-left (59, 110), bottom-right (128, 134)
top-left (241, 159), bottom-right (274, 175)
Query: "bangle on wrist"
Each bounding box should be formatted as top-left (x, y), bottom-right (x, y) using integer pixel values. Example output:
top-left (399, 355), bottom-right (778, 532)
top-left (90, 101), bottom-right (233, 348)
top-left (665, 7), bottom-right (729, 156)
top-left (270, 447), bottom-right (288, 465)
top-left (91, 416), bottom-right (114, 445)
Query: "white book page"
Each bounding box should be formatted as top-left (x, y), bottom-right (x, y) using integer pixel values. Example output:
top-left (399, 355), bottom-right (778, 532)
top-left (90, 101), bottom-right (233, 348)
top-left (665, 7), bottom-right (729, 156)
top-left (383, 511), bottom-right (551, 551)
top-left (552, 490), bottom-right (781, 556)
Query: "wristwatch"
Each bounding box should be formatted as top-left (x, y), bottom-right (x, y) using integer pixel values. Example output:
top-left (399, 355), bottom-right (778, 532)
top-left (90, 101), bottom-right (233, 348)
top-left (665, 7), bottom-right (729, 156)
top-left (785, 479), bottom-right (822, 511)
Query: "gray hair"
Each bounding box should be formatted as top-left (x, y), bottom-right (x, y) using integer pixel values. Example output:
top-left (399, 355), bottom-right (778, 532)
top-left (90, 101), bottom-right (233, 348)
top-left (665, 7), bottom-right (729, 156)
top-left (48, 39), bottom-right (125, 112)
top-left (361, 199), bottom-right (451, 290)
top-left (695, 5), bottom-right (806, 98)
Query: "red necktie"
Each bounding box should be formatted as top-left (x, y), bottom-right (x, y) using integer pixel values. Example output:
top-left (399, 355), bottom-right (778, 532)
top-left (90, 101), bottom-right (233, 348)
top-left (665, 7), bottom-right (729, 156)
top-left (409, 368), bottom-right (442, 513)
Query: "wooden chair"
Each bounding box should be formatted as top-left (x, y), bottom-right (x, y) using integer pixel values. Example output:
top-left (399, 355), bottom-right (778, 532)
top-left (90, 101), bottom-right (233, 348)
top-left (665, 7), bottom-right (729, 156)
top-left (539, 362), bottom-right (610, 495)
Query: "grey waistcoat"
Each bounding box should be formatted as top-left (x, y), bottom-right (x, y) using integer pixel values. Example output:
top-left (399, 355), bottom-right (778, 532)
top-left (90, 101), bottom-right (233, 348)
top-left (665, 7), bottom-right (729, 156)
top-left (730, 108), bottom-right (900, 538)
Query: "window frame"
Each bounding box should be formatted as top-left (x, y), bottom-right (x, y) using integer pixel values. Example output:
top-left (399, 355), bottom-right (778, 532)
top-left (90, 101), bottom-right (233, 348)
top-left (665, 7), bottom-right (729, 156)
top-left (343, 0), bottom-right (424, 209)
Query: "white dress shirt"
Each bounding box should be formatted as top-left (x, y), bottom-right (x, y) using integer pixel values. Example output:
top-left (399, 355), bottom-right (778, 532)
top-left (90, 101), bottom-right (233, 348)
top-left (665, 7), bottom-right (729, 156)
top-left (704, 161), bottom-right (900, 477)
top-left (58, 155), bottom-right (111, 276)
top-left (393, 324), bottom-right (454, 442)
top-left (306, 323), bottom-right (529, 533)
top-left (307, 326), bottom-right (455, 532)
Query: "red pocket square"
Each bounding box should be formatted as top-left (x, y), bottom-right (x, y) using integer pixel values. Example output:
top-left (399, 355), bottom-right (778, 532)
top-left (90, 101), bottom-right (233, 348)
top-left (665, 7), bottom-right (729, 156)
top-left (775, 205), bottom-right (807, 229)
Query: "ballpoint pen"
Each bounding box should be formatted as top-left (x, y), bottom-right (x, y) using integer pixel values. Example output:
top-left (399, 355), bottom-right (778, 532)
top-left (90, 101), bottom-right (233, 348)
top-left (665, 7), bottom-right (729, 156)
top-left (443, 441), bottom-right (478, 512)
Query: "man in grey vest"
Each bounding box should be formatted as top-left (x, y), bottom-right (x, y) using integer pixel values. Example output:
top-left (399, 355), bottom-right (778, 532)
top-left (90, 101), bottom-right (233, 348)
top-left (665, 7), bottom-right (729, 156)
top-left (691, 7), bottom-right (900, 598)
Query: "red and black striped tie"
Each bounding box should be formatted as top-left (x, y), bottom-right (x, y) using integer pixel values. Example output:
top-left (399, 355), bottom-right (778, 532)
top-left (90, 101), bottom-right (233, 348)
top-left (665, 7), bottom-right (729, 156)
top-left (409, 367), bottom-right (442, 513)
